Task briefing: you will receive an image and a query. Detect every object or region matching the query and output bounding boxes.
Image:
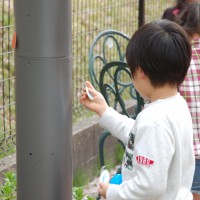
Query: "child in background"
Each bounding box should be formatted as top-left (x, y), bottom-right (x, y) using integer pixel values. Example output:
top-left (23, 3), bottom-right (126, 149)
top-left (162, 0), bottom-right (199, 21)
top-left (80, 19), bottom-right (195, 200)
top-left (175, 3), bottom-right (200, 199)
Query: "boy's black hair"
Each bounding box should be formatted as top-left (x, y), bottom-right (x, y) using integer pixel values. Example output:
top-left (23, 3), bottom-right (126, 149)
top-left (175, 2), bottom-right (200, 37)
top-left (126, 19), bottom-right (191, 87)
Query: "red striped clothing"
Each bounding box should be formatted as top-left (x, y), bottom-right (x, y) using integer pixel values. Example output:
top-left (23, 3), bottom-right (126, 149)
top-left (179, 38), bottom-right (200, 158)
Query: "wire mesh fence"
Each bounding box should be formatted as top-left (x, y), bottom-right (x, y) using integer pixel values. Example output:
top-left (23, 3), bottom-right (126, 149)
top-left (0, 0), bottom-right (15, 158)
top-left (0, 0), bottom-right (173, 157)
top-left (72, 0), bottom-right (139, 123)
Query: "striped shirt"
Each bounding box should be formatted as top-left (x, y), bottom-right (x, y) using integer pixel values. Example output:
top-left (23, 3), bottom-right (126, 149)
top-left (179, 38), bottom-right (200, 158)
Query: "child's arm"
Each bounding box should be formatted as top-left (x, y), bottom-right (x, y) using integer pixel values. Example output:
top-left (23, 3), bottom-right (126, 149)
top-left (80, 81), bottom-right (135, 143)
top-left (99, 107), bottom-right (134, 144)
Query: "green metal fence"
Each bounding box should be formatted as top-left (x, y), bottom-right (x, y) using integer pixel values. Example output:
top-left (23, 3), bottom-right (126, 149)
top-left (0, 0), bottom-right (173, 157)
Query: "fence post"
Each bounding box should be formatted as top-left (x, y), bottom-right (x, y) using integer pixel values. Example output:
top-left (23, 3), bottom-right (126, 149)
top-left (138, 0), bottom-right (145, 28)
top-left (14, 0), bottom-right (72, 199)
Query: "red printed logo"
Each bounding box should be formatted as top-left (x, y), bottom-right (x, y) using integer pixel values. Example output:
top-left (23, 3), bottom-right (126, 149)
top-left (136, 156), bottom-right (154, 166)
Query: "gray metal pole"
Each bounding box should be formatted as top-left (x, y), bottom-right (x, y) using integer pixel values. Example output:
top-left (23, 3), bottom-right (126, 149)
top-left (14, 0), bottom-right (72, 199)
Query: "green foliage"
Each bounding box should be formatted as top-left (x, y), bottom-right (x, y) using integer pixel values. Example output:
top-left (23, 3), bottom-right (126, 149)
top-left (0, 172), bottom-right (16, 200)
top-left (86, 196), bottom-right (95, 200)
top-left (103, 148), bottom-right (117, 170)
top-left (0, 172), bottom-right (95, 200)
top-left (0, 149), bottom-right (16, 160)
top-left (115, 143), bottom-right (124, 164)
top-left (73, 187), bottom-right (85, 200)
top-left (72, 187), bottom-right (95, 200)
top-left (73, 170), bottom-right (89, 188)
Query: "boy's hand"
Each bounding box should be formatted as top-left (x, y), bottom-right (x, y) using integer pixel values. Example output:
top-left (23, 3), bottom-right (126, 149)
top-left (80, 81), bottom-right (109, 116)
top-left (98, 182), bottom-right (109, 199)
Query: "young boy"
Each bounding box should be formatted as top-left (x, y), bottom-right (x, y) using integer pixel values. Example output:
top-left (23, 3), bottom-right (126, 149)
top-left (80, 19), bottom-right (195, 200)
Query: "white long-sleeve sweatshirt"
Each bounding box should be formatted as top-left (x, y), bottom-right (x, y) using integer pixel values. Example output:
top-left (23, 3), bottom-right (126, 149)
top-left (99, 93), bottom-right (195, 200)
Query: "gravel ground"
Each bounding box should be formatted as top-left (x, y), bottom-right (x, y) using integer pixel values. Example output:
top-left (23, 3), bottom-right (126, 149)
top-left (83, 176), bottom-right (99, 198)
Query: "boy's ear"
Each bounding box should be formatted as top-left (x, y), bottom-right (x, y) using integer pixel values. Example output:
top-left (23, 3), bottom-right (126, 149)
top-left (138, 67), bottom-right (146, 79)
top-left (131, 66), bottom-right (146, 79)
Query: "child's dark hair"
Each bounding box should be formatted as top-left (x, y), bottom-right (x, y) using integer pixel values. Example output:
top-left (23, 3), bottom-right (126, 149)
top-left (176, 0), bottom-right (187, 9)
top-left (175, 2), bottom-right (200, 37)
top-left (126, 19), bottom-right (191, 87)
top-left (162, 0), bottom-right (187, 21)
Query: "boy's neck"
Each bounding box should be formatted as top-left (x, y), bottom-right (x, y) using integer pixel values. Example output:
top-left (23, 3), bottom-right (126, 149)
top-left (149, 85), bottom-right (178, 102)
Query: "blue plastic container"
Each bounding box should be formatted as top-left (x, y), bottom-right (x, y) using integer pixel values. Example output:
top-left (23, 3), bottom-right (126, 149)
top-left (109, 174), bottom-right (122, 185)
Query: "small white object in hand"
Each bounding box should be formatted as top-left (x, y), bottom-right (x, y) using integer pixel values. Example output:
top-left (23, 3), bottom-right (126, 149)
top-left (99, 166), bottom-right (110, 183)
top-left (85, 83), bottom-right (94, 100)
